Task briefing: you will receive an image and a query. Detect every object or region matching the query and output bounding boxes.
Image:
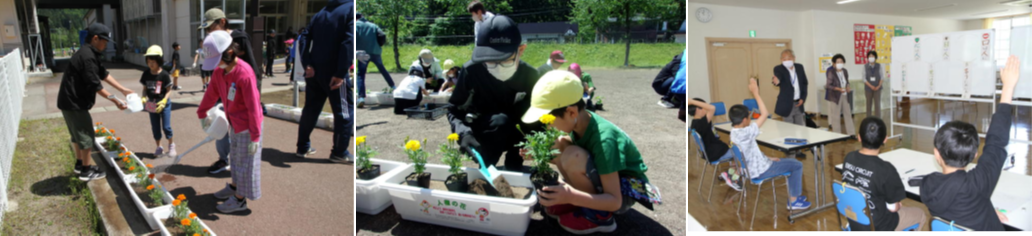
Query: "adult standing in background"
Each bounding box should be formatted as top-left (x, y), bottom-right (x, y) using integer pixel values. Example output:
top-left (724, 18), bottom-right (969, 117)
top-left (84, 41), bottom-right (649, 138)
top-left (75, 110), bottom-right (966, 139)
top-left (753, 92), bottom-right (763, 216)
top-left (356, 12), bottom-right (395, 108)
top-left (772, 49), bottom-right (808, 126)
top-left (265, 30), bottom-right (277, 78)
top-left (863, 50), bottom-right (884, 118)
top-left (297, 0), bottom-right (354, 163)
top-left (468, 0), bottom-right (495, 44)
top-left (825, 54), bottom-right (855, 136)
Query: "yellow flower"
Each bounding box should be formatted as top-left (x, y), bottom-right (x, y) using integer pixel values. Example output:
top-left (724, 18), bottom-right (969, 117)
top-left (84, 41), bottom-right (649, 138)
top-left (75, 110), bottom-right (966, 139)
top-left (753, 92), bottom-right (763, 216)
top-left (539, 114), bottom-right (556, 125)
top-left (405, 140), bottom-right (420, 151)
top-left (177, 194), bottom-right (186, 201)
top-left (356, 136), bottom-right (366, 145)
top-left (447, 133), bottom-right (459, 142)
top-left (180, 218), bottom-right (191, 226)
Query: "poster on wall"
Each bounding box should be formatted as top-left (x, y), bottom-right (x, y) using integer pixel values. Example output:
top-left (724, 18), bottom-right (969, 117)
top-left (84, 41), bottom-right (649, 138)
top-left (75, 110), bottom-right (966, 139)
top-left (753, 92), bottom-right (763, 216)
top-left (875, 25), bottom-right (894, 64)
top-left (895, 26), bottom-right (913, 37)
top-left (891, 29), bottom-right (996, 98)
top-left (819, 56), bottom-right (833, 73)
top-left (854, 24), bottom-right (875, 64)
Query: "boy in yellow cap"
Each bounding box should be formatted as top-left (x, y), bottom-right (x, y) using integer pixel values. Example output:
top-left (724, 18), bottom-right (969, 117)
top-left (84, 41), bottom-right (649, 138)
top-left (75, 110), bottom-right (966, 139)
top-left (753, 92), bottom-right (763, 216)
top-left (521, 70), bottom-right (661, 234)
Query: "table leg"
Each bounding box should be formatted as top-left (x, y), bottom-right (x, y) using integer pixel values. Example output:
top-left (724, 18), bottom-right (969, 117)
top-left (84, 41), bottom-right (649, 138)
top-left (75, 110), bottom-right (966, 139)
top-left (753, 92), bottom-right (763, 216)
top-left (788, 144), bottom-right (836, 221)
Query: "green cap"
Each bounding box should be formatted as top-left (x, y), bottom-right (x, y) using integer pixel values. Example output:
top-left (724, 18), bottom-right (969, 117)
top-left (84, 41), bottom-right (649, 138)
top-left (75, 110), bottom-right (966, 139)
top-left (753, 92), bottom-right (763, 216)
top-left (199, 8), bottom-right (226, 29)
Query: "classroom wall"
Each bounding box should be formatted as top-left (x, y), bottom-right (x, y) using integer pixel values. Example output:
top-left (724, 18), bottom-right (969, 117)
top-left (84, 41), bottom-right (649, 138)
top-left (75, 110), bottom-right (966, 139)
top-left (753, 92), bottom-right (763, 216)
top-left (687, 3), bottom-right (968, 113)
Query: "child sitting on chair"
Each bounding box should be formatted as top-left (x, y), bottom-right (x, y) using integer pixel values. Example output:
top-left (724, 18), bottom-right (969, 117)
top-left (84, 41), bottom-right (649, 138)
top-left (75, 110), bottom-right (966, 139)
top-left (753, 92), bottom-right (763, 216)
top-left (920, 55), bottom-right (1020, 231)
top-left (842, 117), bottom-right (926, 231)
top-left (687, 98), bottom-right (742, 191)
top-left (730, 77), bottom-right (811, 210)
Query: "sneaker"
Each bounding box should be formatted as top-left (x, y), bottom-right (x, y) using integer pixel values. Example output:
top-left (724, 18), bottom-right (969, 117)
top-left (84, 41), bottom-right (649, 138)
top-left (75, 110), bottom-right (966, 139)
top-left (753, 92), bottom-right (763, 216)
top-left (155, 146), bottom-right (164, 156)
top-left (174, 85), bottom-right (183, 90)
top-left (216, 196), bottom-right (248, 213)
top-left (207, 160), bottom-right (230, 174)
top-left (787, 197), bottom-right (812, 210)
top-left (329, 154), bottom-right (352, 163)
top-left (167, 143), bottom-right (177, 157)
top-left (657, 99), bottom-right (676, 108)
top-left (559, 208), bottom-right (617, 234)
top-left (214, 183), bottom-right (236, 200)
top-left (721, 172), bottom-right (743, 191)
top-left (357, 97), bottom-right (365, 108)
top-left (78, 166), bottom-right (107, 181)
top-left (74, 164), bottom-right (84, 174)
top-left (296, 148), bottom-right (317, 158)
top-left (545, 204), bottom-right (578, 219)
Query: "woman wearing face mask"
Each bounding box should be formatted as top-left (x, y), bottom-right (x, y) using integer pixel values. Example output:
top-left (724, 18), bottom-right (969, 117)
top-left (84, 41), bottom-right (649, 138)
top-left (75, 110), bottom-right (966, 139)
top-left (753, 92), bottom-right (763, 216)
top-left (411, 49), bottom-right (444, 91)
top-left (196, 31), bottom-right (264, 213)
top-left (863, 50), bottom-right (884, 118)
top-left (824, 54), bottom-right (855, 136)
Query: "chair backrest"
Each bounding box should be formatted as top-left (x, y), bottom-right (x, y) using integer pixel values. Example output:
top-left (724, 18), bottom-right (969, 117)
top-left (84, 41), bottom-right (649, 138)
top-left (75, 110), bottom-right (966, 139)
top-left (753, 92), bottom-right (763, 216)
top-left (712, 102), bottom-right (727, 116)
top-left (931, 216), bottom-right (973, 231)
top-left (729, 144), bottom-right (750, 179)
top-left (691, 130), bottom-right (708, 160)
top-left (832, 180), bottom-right (874, 231)
top-left (742, 99), bottom-right (759, 113)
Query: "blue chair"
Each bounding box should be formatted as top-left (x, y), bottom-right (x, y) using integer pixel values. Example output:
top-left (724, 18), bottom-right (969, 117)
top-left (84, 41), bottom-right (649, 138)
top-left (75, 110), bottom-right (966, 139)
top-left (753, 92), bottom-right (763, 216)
top-left (742, 99), bottom-right (771, 119)
top-left (931, 216), bottom-right (973, 231)
top-left (710, 102), bottom-right (729, 138)
top-left (694, 131), bottom-right (734, 203)
top-left (730, 144), bottom-right (791, 230)
top-left (832, 180), bottom-right (920, 231)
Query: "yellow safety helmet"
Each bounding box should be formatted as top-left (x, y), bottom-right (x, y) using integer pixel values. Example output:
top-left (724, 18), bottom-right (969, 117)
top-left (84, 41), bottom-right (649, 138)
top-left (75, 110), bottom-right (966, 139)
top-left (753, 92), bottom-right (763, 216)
top-left (144, 45), bottom-right (163, 57)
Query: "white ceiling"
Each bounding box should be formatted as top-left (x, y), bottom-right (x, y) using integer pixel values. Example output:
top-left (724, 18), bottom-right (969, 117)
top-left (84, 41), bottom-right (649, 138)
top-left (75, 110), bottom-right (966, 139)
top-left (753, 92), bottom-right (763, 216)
top-left (688, 0), bottom-right (1032, 20)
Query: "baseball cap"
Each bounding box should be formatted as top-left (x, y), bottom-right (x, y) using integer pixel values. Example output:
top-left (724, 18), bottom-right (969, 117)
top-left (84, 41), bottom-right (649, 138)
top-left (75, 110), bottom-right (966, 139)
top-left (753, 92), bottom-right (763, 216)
top-left (472, 15), bottom-right (522, 63)
top-left (419, 49), bottom-right (434, 61)
top-left (568, 63), bottom-right (582, 78)
top-left (521, 70), bottom-right (584, 124)
top-left (443, 59), bottom-right (456, 71)
top-left (202, 31), bottom-right (233, 70)
top-left (86, 23), bottom-right (112, 41)
top-left (199, 8), bottom-right (227, 29)
top-left (550, 50), bottom-right (566, 63)
top-left (408, 65), bottom-right (425, 77)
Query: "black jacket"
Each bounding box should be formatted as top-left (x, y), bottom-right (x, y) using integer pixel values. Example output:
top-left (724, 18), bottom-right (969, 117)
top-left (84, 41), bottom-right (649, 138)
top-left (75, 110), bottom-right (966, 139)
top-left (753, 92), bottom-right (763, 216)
top-left (57, 44), bottom-right (108, 110)
top-left (302, 0), bottom-right (353, 81)
top-left (448, 60), bottom-right (539, 136)
top-left (230, 30), bottom-right (261, 81)
top-left (920, 104), bottom-right (1012, 231)
top-left (773, 64), bottom-right (808, 117)
top-left (653, 53), bottom-right (682, 95)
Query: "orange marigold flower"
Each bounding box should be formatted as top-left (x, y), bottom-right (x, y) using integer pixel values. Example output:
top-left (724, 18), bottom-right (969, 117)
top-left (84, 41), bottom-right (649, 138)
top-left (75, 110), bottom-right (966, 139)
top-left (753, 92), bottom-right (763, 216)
top-left (194, 234), bottom-right (200, 236)
top-left (146, 185), bottom-right (154, 190)
top-left (172, 199), bottom-right (180, 206)
top-left (189, 212), bottom-right (197, 219)
top-left (180, 218), bottom-right (191, 226)
top-left (148, 173), bottom-right (155, 179)
top-left (203, 229), bottom-right (208, 233)
top-left (116, 137), bottom-right (121, 141)
top-left (146, 164), bottom-right (153, 168)
top-left (128, 166), bottom-right (135, 171)
top-left (109, 129), bottom-right (115, 133)
top-left (177, 194), bottom-right (186, 201)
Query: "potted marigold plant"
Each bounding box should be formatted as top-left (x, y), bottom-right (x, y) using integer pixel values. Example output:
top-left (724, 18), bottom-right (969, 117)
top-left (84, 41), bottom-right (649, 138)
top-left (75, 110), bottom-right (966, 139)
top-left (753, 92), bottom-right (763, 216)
top-left (356, 136), bottom-right (381, 180)
top-left (105, 136), bottom-right (121, 151)
top-left (403, 137), bottom-right (431, 188)
top-left (439, 133), bottom-right (471, 192)
top-left (94, 122), bottom-right (112, 138)
top-left (517, 114), bottom-right (564, 194)
top-left (594, 96), bottom-right (604, 110)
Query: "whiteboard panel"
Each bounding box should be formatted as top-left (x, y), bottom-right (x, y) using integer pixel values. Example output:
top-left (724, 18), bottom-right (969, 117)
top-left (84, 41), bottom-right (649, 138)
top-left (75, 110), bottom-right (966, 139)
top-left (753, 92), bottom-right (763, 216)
top-left (918, 36), bottom-right (943, 62)
top-left (906, 61), bottom-right (930, 94)
top-left (969, 61), bottom-right (997, 97)
top-left (891, 29), bottom-right (996, 97)
top-left (933, 61), bottom-right (964, 95)
top-left (1012, 26), bottom-right (1032, 99)
top-left (891, 61), bottom-right (903, 91)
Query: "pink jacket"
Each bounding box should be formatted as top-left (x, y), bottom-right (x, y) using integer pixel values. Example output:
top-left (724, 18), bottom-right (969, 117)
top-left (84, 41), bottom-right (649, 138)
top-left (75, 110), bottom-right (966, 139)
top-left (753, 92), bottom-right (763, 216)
top-left (197, 59), bottom-right (263, 142)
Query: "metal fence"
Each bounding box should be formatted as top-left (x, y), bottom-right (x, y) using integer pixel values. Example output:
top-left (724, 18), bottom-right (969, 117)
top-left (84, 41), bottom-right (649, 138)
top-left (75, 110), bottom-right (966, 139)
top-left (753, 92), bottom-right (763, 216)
top-left (0, 48), bottom-right (26, 223)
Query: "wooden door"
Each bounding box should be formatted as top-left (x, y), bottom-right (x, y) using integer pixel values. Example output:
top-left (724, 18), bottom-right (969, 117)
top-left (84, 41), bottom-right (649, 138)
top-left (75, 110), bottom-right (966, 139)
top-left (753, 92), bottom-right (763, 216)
top-left (750, 41), bottom-right (791, 115)
top-left (706, 38), bottom-right (792, 118)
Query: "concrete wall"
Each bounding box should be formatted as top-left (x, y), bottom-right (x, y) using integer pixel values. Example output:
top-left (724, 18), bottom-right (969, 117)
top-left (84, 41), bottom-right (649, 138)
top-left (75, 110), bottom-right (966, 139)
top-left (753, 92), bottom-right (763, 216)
top-left (687, 2), bottom-right (967, 112)
top-left (0, 0), bottom-right (23, 55)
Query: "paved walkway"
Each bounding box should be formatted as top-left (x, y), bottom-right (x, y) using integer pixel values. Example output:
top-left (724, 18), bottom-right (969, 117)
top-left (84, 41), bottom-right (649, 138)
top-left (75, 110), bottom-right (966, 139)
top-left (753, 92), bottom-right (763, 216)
top-left (28, 62), bottom-right (354, 235)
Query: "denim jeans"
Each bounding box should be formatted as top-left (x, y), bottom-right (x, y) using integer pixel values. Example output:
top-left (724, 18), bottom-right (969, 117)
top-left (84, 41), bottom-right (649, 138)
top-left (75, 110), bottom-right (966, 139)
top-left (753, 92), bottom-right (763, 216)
top-left (297, 75), bottom-right (353, 157)
top-left (357, 53), bottom-right (395, 98)
top-left (148, 103), bottom-right (173, 140)
top-left (216, 132), bottom-right (229, 162)
top-left (753, 158), bottom-right (804, 197)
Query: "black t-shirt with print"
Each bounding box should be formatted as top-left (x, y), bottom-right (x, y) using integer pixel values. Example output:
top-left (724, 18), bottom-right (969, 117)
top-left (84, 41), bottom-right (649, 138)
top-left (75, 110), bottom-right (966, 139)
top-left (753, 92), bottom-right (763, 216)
top-left (139, 70), bottom-right (172, 102)
top-left (842, 151), bottom-right (906, 231)
top-left (690, 116), bottom-right (729, 162)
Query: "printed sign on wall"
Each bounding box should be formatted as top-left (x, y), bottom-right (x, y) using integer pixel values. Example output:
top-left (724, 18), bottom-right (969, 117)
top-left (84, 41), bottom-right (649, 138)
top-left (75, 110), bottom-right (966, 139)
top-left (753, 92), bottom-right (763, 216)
top-left (854, 24), bottom-right (876, 64)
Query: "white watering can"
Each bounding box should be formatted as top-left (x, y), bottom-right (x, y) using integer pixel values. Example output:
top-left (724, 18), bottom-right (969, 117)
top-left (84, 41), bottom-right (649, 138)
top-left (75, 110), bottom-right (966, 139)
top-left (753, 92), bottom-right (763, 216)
top-left (151, 104), bottom-right (229, 174)
top-left (124, 93), bottom-right (144, 113)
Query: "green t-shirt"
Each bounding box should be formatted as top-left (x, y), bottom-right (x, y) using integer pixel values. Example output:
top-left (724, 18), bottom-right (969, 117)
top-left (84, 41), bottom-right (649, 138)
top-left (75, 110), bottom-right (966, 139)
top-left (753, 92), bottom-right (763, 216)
top-left (572, 111), bottom-right (648, 181)
top-left (581, 72), bottom-right (594, 88)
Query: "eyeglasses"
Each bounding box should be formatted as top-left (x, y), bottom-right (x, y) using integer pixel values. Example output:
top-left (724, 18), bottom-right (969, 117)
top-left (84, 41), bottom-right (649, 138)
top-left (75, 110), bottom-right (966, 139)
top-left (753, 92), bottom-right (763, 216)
top-left (483, 55), bottom-right (518, 69)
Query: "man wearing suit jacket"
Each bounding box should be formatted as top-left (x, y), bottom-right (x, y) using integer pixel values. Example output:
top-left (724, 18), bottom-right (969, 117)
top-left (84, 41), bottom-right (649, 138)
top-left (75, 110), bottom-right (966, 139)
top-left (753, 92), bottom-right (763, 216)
top-left (772, 49), bottom-right (808, 126)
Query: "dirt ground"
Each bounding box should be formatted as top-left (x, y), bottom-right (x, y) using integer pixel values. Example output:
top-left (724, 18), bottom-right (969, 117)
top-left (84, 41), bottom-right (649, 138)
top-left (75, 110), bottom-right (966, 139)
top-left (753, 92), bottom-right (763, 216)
top-left (355, 69), bottom-right (686, 235)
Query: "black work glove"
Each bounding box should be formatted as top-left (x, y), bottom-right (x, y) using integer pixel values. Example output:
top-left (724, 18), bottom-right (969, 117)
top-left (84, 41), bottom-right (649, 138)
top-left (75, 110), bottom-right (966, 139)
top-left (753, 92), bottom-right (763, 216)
top-left (459, 131), bottom-right (480, 155)
top-left (486, 113), bottom-right (509, 132)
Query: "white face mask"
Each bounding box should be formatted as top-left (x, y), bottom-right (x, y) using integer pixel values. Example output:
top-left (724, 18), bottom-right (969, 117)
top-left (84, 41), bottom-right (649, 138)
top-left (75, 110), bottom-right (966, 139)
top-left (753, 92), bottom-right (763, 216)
top-left (868, 57), bottom-right (876, 63)
top-left (782, 60), bottom-right (794, 69)
top-left (488, 55), bottom-right (520, 82)
top-left (472, 14), bottom-right (482, 22)
top-left (835, 63), bottom-right (843, 70)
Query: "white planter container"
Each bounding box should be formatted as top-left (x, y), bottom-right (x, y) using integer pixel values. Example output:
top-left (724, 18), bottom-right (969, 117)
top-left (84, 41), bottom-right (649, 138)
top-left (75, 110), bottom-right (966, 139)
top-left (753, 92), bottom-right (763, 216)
top-left (316, 112), bottom-right (334, 130)
top-left (379, 164), bottom-right (538, 236)
top-left (93, 137), bottom-right (122, 158)
top-left (264, 103), bottom-right (298, 121)
top-left (355, 159), bottom-right (411, 215)
top-left (426, 93), bottom-right (451, 105)
top-left (123, 178), bottom-right (174, 230)
top-left (150, 207), bottom-right (217, 236)
top-left (102, 147), bottom-right (150, 184)
top-left (367, 92), bottom-right (394, 106)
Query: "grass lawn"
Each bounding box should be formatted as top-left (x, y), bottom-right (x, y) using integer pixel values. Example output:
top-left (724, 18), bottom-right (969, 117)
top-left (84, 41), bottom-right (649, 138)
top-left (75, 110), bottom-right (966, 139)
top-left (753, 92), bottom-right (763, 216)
top-left (366, 43), bottom-right (685, 73)
top-left (2, 118), bottom-right (102, 235)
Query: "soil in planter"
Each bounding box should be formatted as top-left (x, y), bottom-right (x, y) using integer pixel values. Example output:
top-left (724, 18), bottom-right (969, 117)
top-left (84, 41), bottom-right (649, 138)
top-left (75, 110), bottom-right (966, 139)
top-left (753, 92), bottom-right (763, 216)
top-left (357, 165), bottom-right (381, 180)
top-left (131, 184), bottom-right (163, 208)
top-left (427, 178), bottom-right (533, 199)
top-left (405, 172), bottom-right (431, 188)
top-left (162, 217), bottom-right (187, 236)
